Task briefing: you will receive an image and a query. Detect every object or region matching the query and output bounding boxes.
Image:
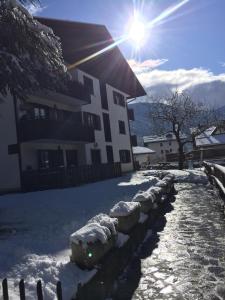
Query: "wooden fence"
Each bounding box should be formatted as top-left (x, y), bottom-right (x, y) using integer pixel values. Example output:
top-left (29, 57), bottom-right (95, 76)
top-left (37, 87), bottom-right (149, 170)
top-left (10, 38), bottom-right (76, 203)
top-left (203, 161), bottom-right (225, 198)
top-left (1, 278), bottom-right (62, 300)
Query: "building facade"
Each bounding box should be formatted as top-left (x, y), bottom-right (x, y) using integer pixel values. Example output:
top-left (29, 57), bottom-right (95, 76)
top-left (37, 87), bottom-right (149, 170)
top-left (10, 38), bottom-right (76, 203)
top-left (143, 133), bottom-right (186, 163)
top-left (0, 18), bottom-right (145, 193)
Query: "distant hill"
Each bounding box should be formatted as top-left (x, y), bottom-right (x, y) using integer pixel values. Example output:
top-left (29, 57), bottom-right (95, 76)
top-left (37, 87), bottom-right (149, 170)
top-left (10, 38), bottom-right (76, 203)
top-left (129, 102), bottom-right (225, 144)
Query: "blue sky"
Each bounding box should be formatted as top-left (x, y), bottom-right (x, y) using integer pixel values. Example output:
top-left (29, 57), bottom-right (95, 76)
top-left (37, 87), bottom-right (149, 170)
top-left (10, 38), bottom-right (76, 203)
top-left (37, 0), bottom-right (225, 74)
top-left (34, 0), bottom-right (225, 107)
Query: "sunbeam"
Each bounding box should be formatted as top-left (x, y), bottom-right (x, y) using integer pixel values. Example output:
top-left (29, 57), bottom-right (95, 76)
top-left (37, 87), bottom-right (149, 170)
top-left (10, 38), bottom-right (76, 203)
top-left (68, 0), bottom-right (191, 70)
top-left (148, 0), bottom-right (190, 28)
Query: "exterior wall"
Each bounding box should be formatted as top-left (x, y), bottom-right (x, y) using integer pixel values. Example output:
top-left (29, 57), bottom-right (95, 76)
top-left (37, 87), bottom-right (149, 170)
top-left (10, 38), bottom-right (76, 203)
top-left (77, 70), bottom-right (134, 173)
top-left (145, 140), bottom-right (179, 163)
top-left (21, 142), bottom-right (86, 171)
top-left (0, 94), bottom-right (21, 192)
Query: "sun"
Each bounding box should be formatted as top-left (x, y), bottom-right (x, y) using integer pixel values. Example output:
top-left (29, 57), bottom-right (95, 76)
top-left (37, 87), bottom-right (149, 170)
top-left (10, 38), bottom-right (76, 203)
top-left (127, 15), bottom-right (147, 48)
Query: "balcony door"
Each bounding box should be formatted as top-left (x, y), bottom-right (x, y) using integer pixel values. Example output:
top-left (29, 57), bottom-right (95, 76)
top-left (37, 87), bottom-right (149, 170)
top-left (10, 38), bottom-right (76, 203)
top-left (38, 149), bottom-right (64, 169)
top-left (66, 150), bottom-right (78, 167)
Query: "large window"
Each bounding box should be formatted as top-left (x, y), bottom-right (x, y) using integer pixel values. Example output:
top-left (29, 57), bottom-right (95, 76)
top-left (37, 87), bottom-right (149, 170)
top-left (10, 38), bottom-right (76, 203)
top-left (83, 112), bottom-right (101, 130)
top-left (100, 83), bottom-right (108, 110)
top-left (66, 150), bottom-right (78, 167)
top-left (119, 150), bottom-right (131, 164)
top-left (113, 91), bottom-right (125, 107)
top-left (83, 76), bottom-right (94, 95)
top-left (38, 149), bottom-right (64, 169)
top-left (33, 106), bottom-right (49, 120)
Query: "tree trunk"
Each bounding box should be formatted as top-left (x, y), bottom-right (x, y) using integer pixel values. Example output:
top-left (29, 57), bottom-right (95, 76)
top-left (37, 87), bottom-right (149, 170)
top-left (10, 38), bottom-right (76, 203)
top-left (178, 144), bottom-right (185, 170)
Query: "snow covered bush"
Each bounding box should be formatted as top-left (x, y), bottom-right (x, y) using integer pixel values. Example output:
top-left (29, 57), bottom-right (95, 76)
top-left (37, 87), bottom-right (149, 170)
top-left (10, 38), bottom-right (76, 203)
top-left (109, 201), bottom-right (140, 233)
top-left (70, 222), bottom-right (115, 269)
top-left (0, 0), bottom-right (68, 101)
top-left (132, 190), bottom-right (155, 213)
top-left (87, 213), bottom-right (118, 235)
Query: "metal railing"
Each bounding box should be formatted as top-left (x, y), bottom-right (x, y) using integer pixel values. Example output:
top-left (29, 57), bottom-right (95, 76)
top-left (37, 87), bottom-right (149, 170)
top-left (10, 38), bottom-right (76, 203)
top-left (22, 163), bottom-right (122, 191)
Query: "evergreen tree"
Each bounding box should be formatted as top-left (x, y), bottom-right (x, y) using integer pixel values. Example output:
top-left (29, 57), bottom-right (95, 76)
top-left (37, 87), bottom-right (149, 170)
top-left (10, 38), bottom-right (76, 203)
top-left (0, 0), bottom-right (68, 101)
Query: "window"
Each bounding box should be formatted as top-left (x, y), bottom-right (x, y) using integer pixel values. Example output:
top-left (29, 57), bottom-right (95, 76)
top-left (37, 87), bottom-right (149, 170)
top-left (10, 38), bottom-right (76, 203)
top-left (119, 120), bottom-right (126, 134)
top-left (100, 83), bottom-right (108, 110)
top-left (103, 113), bottom-right (112, 142)
top-left (119, 150), bottom-right (131, 163)
top-left (34, 106), bottom-right (48, 120)
top-left (169, 141), bottom-right (172, 146)
top-left (83, 112), bottom-right (101, 130)
top-left (38, 149), bottom-right (64, 169)
top-left (170, 149), bottom-right (172, 152)
top-left (83, 76), bottom-right (94, 95)
top-left (113, 91), bottom-right (125, 107)
top-left (161, 150), bottom-right (164, 154)
top-left (160, 143), bottom-right (163, 147)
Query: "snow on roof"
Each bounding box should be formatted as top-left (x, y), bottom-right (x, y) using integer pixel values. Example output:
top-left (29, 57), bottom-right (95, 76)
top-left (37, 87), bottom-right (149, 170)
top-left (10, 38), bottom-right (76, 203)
top-left (143, 133), bottom-right (186, 143)
top-left (132, 146), bottom-right (155, 155)
top-left (195, 127), bottom-right (225, 147)
top-left (109, 201), bottom-right (140, 217)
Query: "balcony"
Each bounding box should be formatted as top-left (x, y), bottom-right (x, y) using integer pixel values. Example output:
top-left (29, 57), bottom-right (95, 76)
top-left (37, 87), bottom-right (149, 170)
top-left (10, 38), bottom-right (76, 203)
top-left (30, 80), bottom-right (91, 108)
top-left (19, 119), bottom-right (95, 143)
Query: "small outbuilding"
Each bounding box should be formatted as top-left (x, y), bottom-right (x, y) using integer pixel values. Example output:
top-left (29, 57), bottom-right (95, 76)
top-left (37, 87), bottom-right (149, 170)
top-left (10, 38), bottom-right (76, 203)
top-left (132, 146), bottom-right (156, 168)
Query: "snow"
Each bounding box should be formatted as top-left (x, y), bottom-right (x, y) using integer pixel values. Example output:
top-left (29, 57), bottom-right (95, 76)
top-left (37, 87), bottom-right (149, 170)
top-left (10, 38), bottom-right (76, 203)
top-left (87, 213), bottom-right (118, 235)
top-left (132, 189), bottom-right (156, 203)
top-left (139, 213), bottom-right (148, 224)
top-left (0, 172), bottom-right (157, 299)
top-left (70, 223), bottom-right (111, 247)
top-left (116, 233), bottom-right (129, 248)
top-left (132, 146), bottom-right (155, 155)
top-left (0, 168), bottom-right (207, 298)
top-left (109, 201), bottom-right (140, 217)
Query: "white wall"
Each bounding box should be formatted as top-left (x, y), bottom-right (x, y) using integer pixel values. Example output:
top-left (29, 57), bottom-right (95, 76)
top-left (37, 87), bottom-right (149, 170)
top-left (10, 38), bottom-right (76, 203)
top-left (77, 70), bottom-right (134, 173)
top-left (0, 94), bottom-right (21, 192)
top-left (145, 140), bottom-right (179, 163)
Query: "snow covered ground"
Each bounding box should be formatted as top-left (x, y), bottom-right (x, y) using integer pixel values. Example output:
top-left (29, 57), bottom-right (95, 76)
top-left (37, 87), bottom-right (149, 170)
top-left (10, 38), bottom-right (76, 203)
top-left (0, 169), bottom-right (207, 299)
top-left (0, 172), bottom-right (159, 299)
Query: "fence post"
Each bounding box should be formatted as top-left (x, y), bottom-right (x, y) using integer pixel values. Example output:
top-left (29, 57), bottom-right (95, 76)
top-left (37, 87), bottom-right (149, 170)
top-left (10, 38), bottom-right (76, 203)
top-left (37, 280), bottom-right (43, 300)
top-left (19, 279), bottom-right (25, 300)
top-left (56, 281), bottom-right (62, 300)
top-left (2, 278), bottom-right (9, 300)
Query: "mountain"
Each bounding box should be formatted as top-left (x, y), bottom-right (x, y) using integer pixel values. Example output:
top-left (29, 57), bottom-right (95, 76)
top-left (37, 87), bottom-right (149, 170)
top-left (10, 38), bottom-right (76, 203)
top-left (129, 102), bottom-right (225, 143)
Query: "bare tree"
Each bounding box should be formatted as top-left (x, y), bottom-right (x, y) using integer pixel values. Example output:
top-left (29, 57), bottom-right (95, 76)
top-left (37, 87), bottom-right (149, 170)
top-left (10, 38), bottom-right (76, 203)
top-left (151, 91), bottom-right (216, 169)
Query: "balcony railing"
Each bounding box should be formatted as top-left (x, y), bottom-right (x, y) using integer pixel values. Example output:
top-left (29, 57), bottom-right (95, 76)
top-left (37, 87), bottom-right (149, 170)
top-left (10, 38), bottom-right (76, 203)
top-left (21, 163), bottom-right (122, 191)
top-left (19, 119), bottom-right (95, 143)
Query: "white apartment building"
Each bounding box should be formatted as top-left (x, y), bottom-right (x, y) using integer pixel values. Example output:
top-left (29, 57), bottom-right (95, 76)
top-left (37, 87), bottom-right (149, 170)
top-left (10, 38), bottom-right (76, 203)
top-left (0, 18), bottom-right (145, 193)
top-left (143, 133), bottom-right (186, 163)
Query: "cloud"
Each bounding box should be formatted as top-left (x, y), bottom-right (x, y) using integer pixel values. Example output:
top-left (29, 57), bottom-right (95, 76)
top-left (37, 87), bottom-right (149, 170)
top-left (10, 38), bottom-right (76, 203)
top-left (128, 58), bottom-right (168, 73)
top-left (128, 60), bottom-right (225, 108)
top-left (26, 4), bottom-right (46, 15)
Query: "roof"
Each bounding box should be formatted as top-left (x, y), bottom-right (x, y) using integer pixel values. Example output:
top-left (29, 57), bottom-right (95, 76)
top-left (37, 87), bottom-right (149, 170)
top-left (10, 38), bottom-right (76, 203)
top-left (37, 17), bottom-right (146, 99)
top-left (143, 133), bottom-right (187, 144)
top-left (195, 126), bottom-right (225, 147)
top-left (132, 146), bottom-right (156, 155)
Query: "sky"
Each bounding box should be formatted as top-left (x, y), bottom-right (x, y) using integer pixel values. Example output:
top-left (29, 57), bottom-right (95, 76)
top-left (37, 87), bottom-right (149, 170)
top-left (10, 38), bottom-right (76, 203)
top-left (33, 0), bottom-right (225, 107)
